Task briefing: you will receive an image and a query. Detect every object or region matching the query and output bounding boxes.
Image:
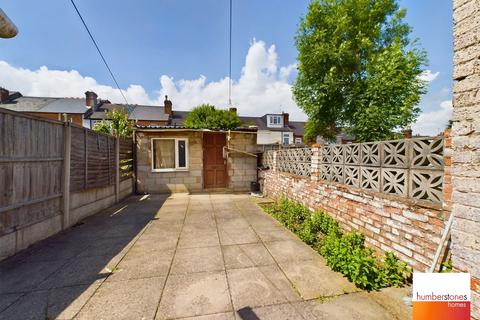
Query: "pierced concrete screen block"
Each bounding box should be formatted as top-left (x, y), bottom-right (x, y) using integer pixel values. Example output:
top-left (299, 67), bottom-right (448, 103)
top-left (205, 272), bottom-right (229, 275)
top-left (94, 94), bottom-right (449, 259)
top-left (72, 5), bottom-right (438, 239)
top-left (275, 148), bottom-right (312, 177)
top-left (410, 170), bottom-right (443, 203)
top-left (262, 151), bottom-right (274, 168)
top-left (332, 145), bottom-right (344, 164)
top-left (411, 138), bottom-right (444, 170)
top-left (322, 146), bottom-right (332, 164)
top-left (344, 144), bottom-right (360, 165)
top-left (331, 165), bottom-right (344, 183)
top-left (360, 167), bottom-right (381, 192)
top-left (383, 140), bottom-right (409, 168)
top-left (361, 143), bottom-right (381, 166)
top-left (382, 168), bottom-right (408, 197)
top-left (344, 165), bottom-right (360, 187)
top-left (320, 164), bottom-right (331, 181)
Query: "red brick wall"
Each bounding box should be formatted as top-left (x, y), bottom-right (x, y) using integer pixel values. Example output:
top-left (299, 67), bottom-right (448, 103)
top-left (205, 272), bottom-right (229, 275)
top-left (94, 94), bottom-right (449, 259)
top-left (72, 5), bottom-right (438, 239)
top-left (262, 170), bottom-right (450, 271)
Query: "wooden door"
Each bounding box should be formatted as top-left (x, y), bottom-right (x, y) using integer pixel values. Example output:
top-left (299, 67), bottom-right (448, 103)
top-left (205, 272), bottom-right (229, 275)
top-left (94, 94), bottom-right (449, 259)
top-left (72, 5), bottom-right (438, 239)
top-left (203, 132), bottom-right (227, 188)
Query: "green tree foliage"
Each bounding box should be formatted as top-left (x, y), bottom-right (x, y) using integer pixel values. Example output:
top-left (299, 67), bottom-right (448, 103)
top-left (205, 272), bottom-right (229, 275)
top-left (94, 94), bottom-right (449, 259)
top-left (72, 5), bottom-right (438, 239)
top-left (293, 0), bottom-right (427, 142)
top-left (92, 109), bottom-right (133, 137)
top-left (183, 104), bottom-right (241, 130)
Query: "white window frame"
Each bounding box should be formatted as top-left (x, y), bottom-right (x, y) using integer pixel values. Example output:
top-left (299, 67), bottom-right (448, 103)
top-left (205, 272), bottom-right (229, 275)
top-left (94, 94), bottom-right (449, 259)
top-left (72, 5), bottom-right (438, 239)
top-left (151, 138), bottom-right (189, 172)
top-left (295, 137), bottom-right (302, 144)
top-left (283, 133), bottom-right (290, 145)
top-left (267, 115), bottom-right (283, 128)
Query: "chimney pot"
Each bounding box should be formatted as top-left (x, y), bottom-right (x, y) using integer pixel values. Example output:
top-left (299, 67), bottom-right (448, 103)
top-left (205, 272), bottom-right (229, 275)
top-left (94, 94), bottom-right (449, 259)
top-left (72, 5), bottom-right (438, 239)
top-left (164, 95), bottom-right (172, 115)
top-left (85, 91), bottom-right (98, 109)
top-left (0, 87), bottom-right (9, 103)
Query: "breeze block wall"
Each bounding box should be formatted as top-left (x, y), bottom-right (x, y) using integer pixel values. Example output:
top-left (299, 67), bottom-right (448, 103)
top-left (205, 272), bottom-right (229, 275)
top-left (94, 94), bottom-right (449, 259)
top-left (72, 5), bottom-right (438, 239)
top-left (452, 0), bottom-right (480, 318)
top-left (261, 138), bottom-right (452, 272)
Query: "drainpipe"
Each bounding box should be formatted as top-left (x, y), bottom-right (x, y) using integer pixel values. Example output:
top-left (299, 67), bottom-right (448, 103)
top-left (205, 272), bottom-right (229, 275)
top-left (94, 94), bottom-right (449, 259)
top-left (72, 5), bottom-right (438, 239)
top-left (0, 9), bottom-right (18, 39)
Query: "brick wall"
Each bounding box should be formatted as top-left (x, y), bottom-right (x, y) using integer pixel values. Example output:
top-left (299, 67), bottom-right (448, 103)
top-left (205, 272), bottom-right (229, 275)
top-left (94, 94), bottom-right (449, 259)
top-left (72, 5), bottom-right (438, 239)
top-left (261, 138), bottom-right (452, 272)
top-left (452, 0), bottom-right (480, 318)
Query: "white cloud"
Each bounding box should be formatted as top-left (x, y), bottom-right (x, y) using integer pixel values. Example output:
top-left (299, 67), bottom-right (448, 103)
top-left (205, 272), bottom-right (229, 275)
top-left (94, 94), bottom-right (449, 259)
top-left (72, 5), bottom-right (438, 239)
top-left (412, 100), bottom-right (452, 136)
top-left (0, 39), bottom-right (306, 120)
top-left (418, 70), bottom-right (440, 83)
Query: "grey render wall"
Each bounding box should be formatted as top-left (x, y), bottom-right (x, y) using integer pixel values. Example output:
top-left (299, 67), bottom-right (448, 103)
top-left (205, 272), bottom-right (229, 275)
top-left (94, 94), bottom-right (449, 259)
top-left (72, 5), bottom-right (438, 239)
top-left (452, 0), bottom-right (480, 319)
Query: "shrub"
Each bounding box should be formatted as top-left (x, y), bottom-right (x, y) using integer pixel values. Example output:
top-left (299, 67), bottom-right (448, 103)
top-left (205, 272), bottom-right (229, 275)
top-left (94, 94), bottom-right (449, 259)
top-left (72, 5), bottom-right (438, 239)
top-left (262, 197), bottom-right (411, 291)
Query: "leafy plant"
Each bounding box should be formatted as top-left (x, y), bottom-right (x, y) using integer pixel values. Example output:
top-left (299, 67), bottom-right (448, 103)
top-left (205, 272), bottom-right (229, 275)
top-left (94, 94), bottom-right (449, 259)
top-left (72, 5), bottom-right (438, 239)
top-left (293, 0), bottom-right (427, 142)
top-left (183, 104), bottom-right (241, 130)
top-left (441, 260), bottom-right (453, 273)
top-left (92, 109), bottom-right (133, 137)
top-left (262, 197), bottom-right (412, 291)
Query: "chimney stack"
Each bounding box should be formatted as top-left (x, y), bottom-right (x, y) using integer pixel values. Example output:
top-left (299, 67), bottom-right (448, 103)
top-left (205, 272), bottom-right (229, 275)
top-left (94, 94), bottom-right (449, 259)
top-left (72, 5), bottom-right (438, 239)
top-left (282, 112), bottom-right (289, 126)
top-left (229, 107), bottom-right (237, 114)
top-left (164, 95), bottom-right (172, 115)
top-left (0, 87), bottom-right (9, 103)
top-left (85, 91), bottom-right (98, 109)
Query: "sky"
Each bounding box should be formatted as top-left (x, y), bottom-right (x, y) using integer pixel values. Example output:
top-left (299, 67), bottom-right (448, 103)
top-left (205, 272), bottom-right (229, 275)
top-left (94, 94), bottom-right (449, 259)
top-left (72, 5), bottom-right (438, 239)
top-left (0, 0), bottom-right (453, 135)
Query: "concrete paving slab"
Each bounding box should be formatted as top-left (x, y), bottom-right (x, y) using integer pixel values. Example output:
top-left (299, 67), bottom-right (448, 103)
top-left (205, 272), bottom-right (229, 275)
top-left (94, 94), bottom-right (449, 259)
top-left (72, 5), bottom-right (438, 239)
top-left (47, 282), bottom-right (102, 319)
top-left (254, 228), bottom-right (298, 242)
top-left (278, 259), bottom-right (358, 299)
top-left (156, 271), bottom-right (232, 319)
top-left (107, 249), bottom-right (174, 281)
top-left (293, 292), bottom-right (395, 320)
top-left (218, 227), bottom-right (259, 245)
top-left (178, 230), bottom-right (220, 249)
top-left (244, 302), bottom-right (306, 320)
top-left (76, 276), bottom-right (165, 320)
top-left (222, 243), bottom-right (275, 269)
top-left (227, 266), bottom-right (298, 310)
top-left (264, 240), bottom-right (324, 263)
top-left (180, 312), bottom-right (236, 320)
top-left (0, 293), bottom-right (21, 313)
top-left (170, 246), bottom-right (224, 274)
top-left (0, 291), bottom-right (48, 320)
top-left (0, 259), bottom-right (65, 294)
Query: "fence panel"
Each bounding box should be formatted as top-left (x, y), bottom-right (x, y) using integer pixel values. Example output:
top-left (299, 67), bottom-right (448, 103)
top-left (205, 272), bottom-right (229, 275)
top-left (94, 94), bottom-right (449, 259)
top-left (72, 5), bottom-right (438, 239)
top-left (119, 138), bottom-right (133, 181)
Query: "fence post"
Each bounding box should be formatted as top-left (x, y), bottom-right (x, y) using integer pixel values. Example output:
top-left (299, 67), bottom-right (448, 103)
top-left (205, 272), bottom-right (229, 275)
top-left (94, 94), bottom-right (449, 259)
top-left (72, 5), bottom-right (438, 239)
top-left (311, 144), bottom-right (322, 182)
top-left (62, 122), bottom-right (71, 229)
top-left (115, 136), bottom-right (120, 202)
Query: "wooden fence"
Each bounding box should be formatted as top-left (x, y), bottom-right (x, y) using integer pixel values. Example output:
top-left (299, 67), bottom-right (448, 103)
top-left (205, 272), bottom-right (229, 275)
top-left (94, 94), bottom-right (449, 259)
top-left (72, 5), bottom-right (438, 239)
top-left (0, 107), bottom-right (134, 259)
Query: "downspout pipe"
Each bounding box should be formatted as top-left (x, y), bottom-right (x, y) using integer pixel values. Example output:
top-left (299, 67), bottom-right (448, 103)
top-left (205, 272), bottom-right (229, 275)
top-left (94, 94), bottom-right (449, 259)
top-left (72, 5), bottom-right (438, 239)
top-left (0, 9), bottom-right (18, 39)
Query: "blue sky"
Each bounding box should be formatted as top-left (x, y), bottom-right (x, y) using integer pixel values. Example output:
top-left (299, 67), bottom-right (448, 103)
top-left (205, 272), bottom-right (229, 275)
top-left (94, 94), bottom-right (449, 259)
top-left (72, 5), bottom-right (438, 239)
top-left (0, 0), bottom-right (453, 135)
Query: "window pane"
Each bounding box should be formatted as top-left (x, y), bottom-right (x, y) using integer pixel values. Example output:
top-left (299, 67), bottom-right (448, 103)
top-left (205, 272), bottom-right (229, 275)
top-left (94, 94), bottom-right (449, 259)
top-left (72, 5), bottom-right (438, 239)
top-left (153, 140), bottom-right (175, 169)
top-left (178, 140), bottom-right (186, 168)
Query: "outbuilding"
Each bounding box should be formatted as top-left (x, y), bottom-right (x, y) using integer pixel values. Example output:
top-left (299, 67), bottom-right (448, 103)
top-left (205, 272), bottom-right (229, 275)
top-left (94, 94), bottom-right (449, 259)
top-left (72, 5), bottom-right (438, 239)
top-left (135, 126), bottom-right (258, 193)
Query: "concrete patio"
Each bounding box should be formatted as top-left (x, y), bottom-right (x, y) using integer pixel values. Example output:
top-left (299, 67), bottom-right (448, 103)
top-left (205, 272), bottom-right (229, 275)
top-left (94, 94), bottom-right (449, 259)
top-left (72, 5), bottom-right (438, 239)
top-left (0, 194), bottom-right (411, 320)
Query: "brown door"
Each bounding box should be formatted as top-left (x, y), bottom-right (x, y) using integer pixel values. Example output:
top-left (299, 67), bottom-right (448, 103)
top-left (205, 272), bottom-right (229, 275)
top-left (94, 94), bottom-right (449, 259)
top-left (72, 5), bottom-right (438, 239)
top-left (203, 132), bottom-right (228, 188)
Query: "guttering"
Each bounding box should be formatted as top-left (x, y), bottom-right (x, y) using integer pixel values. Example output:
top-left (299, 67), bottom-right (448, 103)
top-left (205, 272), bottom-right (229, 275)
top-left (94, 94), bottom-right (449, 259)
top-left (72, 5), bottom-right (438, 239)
top-left (0, 9), bottom-right (18, 39)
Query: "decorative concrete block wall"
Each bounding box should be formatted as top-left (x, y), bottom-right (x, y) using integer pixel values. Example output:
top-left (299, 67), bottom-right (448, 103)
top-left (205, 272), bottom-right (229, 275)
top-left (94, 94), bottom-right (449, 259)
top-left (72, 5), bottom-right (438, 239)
top-left (452, 0), bottom-right (480, 318)
top-left (261, 135), bottom-right (452, 272)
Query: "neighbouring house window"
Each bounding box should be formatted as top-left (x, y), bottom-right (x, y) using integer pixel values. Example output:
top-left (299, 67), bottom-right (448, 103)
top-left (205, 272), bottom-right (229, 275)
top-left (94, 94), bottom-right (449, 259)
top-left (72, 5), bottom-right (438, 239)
top-left (295, 137), bottom-right (302, 144)
top-left (151, 138), bottom-right (188, 171)
top-left (283, 133), bottom-right (290, 145)
top-left (268, 115), bottom-right (283, 127)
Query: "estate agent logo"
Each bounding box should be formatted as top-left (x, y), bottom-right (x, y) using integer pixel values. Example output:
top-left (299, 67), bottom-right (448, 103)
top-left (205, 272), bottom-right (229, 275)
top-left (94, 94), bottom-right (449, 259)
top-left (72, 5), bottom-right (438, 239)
top-left (413, 273), bottom-right (470, 320)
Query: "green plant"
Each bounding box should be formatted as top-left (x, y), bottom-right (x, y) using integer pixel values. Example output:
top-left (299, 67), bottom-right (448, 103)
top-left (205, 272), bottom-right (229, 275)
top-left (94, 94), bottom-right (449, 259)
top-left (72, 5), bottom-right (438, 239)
top-left (293, 0), bottom-right (427, 142)
top-left (441, 260), bottom-right (453, 273)
top-left (262, 198), bottom-right (412, 291)
top-left (183, 104), bottom-right (241, 130)
top-left (92, 109), bottom-right (133, 137)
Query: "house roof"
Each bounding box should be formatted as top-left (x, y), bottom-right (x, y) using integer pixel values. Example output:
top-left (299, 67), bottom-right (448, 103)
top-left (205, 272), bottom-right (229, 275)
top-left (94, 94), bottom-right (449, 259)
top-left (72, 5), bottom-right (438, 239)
top-left (135, 124), bottom-right (257, 133)
top-left (87, 103), bottom-right (169, 121)
top-left (1, 95), bottom-right (87, 114)
top-left (168, 111), bottom-right (306, 135)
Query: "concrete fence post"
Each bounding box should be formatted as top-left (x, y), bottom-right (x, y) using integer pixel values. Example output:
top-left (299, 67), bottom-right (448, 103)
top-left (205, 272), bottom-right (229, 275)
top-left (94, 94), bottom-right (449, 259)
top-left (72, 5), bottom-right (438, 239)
top-left (62, 122), bottom-right (71, 229)
top-left (311, 144), bottom-right (322, 182)
top-left (115, 136), bottom-right (120, 202)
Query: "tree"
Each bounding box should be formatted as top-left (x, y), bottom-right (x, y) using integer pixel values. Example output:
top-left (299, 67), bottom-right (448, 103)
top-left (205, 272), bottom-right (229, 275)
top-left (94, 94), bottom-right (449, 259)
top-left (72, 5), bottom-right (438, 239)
top-left (92, 109), bottom-right (133, 137)
top-left (293, 0), bottom-right (427, 142)
top-left (183, 104), bottom-right (241, 130)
